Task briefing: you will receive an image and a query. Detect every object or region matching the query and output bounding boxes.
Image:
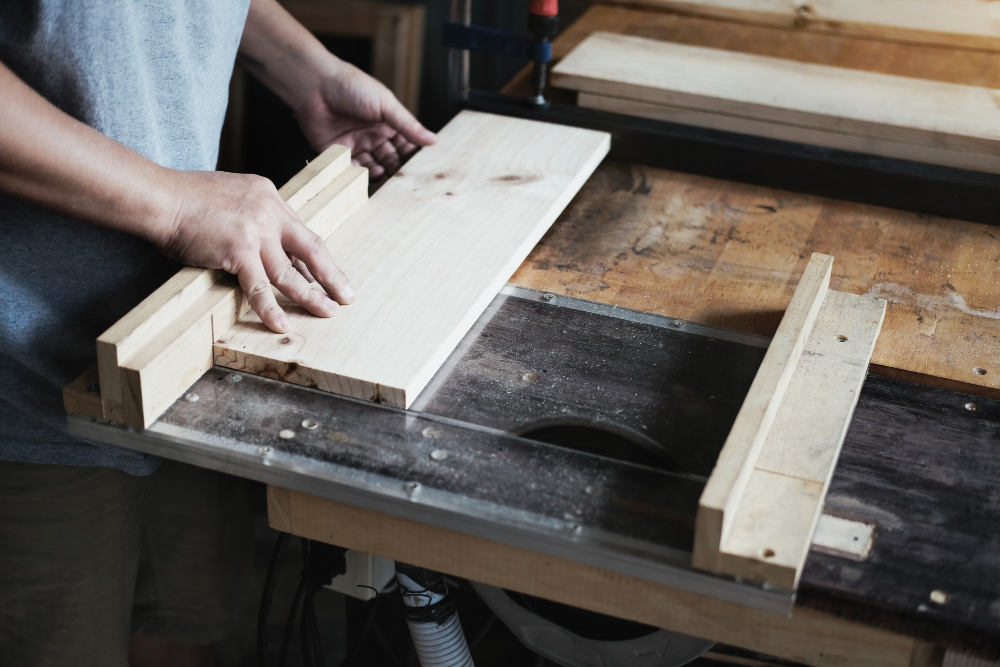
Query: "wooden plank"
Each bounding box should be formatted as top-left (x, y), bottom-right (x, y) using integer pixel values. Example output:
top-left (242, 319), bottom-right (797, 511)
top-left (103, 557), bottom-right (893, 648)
top-left (95, 144), bottom-right (353, 424)
top-left (578, 92), bottom-right (1000, 174)
top-left (267, 487), bottom-right (938, 667)
top-left (596, 0), bottom-right (1000, 52)
top-left (553, 32), bottom-right (1000, 160)
top-left (698, 281), bottom-right (887, 588)
top-left (215, 111), bottom-right (610, 408)
top-left (694, 252), bottom-right (832, 573)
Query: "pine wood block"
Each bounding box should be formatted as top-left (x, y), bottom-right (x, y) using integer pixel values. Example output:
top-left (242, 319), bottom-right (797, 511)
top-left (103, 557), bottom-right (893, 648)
top-left (694, 258), bottom-right (887, 588)
top-left (596, 0), bottom-right (1000, 52)
top-left (214, 111), bottom-right (611, 408)
top-left (89, 146), bottom-right (366, 428)
top-left (553, 32), bottom-right (1000, 161)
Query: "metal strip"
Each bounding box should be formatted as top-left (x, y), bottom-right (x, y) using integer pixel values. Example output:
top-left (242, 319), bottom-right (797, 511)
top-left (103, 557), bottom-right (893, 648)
top-left (501, 284), bottom-right (772, 349)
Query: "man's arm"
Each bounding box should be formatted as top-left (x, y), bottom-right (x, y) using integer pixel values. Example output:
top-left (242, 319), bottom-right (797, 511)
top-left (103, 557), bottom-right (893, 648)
top-left (0, 61), bottom-right (352, 333)
top-left (238, 0), bottom-right (436, 178)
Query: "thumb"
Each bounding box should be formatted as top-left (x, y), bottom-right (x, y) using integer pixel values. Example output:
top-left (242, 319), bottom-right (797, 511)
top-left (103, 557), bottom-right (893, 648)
top-left (383, 96), bottom-right (436, 147)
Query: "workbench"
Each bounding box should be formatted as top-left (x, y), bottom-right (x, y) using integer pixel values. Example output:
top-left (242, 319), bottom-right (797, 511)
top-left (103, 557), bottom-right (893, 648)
top-left (68, 5), bottom-right (1000, 666)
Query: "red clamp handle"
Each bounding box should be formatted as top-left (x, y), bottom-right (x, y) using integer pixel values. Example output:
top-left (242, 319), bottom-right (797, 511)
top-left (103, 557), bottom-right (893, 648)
top-left (530, 0), bottom-right (558, 17)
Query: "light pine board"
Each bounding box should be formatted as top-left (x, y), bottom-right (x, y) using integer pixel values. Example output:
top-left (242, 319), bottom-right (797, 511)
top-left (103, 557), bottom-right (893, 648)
top-left (577, 92), bottom-right (1000, 174)
top-left (552, 32), bottom-right (1000, 159)
top-left (596, 0), bottom-right (1000, 52)
top-left (215, 111), bottom-right (610, 408)
top-left (696, 271), bottom-right (887, 589)
top-left (693, 252), bottom-right (832, 574)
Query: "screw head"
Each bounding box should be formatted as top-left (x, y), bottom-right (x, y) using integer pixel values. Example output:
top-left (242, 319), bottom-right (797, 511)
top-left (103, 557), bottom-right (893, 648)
top-left (404, 481), bottom-right (421, 495)
top-left (430, 449), bottom-right (448, 461)
top-left (541, 293), bottom-right (555, 301)
top-left (279, 429), bottom-right (295, 440)
top-left (965, 402), bottom-right (979, 412)
top-left (184, 393), bottom-right (200, 403)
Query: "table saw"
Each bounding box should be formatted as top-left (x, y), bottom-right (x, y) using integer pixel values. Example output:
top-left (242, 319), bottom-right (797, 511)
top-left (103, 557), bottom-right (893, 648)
top-left (64, 3), bottom-right (1000, 666)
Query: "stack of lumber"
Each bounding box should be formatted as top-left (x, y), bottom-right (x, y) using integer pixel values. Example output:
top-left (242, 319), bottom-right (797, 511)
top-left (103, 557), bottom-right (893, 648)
top-left (551, 31), bottom-right (1000, 173)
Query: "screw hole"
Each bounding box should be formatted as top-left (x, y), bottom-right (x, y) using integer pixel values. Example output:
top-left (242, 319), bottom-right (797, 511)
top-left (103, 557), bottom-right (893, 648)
top-left (973, 367), bottom-right (987, 376)
top-left (760, 547), bottom-right (776, 559)
top-left (835, 335), bottom-right (848, 342)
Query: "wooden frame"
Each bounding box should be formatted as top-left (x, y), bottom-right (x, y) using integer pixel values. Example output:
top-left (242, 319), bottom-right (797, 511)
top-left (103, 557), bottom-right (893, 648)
top-left (596, 0), bottom-right (1000, 52)
top-left (65, 145), bottom-right (369, 427)
top-left (267, 485), bottom-right (939, 667)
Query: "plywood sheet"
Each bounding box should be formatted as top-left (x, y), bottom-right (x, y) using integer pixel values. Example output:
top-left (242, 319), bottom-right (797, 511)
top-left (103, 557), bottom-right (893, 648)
top-left (215, 111), bottom-right (610, 407)
top-left (553, 32), bottom-right (1000, 158)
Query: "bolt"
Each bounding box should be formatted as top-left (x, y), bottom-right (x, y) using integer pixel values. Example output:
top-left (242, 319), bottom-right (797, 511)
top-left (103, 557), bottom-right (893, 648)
top-left (404, 481), bottom-right (421, 495)
top-left (965, 402), bottom-right (979, 412)
top-left (227, 373), bottom-right (243, 383)
top-left (301, 419), bottom-right (319, 430)
top-left (279, 429), bottom-right (295, 439)
top-left (184, 393), bottom-right (200, 403)
top-left (541, 293), bottom-right (555, 301)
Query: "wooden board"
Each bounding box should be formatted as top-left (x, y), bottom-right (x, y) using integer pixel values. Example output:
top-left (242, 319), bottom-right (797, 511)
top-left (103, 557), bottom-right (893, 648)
top-left (214, 111), bottom-right (610, 408)
top-left (92, 145), bottom-right (368, 427)
top-left (266, 486), bottom-right (940, 667)
top-left (577, 92), bottom-right (1000, 174)
top-left (596, 0), bottom-right (1000, 52)
top-left (702, 286), bottom-right (887, 588)
top-left (552, 32), bottom-right (1000, 163)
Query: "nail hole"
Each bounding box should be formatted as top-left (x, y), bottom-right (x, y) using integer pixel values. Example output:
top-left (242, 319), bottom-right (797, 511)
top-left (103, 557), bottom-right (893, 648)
top-left (835, 335), bottom-right (848, 342)
top-left (965, 402), bottom-right (979, 412)
top-left (973, 367), bottom-right (987, 376)
top-left (760, 547), bottom-right (776, 559)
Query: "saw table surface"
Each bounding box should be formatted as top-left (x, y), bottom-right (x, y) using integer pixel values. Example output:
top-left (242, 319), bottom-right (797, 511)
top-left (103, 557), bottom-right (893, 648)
top-left (506, 4), bottom-right (1000, 401)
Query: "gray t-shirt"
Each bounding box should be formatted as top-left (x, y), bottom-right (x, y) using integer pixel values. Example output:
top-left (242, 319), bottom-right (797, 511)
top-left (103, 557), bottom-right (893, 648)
top-left (0, 0), bottom-right (251, 474)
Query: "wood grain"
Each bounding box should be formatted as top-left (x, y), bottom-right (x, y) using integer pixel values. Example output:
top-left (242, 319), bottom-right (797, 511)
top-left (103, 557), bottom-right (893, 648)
top-left (694, 253), bottom-right (832, 573)
top-left (215, 111), bottom-right (610, 408)
top-left (267, 486), bottom-right (939, 667)
top-left (596, 0), bottom-right (1000, 52)
top-left (553, 32), bottom-right (1000, 162)
top-left (714, 289), bottom-right (887, 588)
top-left (577, 92), bottom-right (1000, 174)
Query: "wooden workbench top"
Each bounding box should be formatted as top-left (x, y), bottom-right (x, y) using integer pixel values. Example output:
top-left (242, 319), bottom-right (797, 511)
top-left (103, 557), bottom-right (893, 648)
top-left (508, 5), bottom-right (1000, 398)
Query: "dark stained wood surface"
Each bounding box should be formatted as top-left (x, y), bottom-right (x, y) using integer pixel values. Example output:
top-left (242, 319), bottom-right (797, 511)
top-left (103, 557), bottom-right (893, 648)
top-left (505, 6), bottom-right (1000, 399)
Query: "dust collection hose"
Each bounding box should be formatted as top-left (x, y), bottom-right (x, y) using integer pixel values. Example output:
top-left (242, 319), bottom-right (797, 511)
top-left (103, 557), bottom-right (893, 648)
top-left (395, 562), bottom-right (475, 667)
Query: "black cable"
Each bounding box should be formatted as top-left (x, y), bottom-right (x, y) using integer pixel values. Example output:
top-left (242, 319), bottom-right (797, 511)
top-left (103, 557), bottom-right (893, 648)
top-left (258, 531), bottom-right (290, 667)
top-left (337, 596), bottom-right (381, 667)
top-left (279, 577), bottom-right (306, 667)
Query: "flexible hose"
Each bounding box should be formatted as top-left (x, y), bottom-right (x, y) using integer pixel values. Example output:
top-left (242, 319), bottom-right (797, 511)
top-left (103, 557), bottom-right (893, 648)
top-left (405, 613), bottom-right (475, 667)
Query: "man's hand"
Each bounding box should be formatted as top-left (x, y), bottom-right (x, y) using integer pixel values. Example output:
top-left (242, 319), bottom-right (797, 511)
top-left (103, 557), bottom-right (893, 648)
top-left (295, 64), bottom-right (436, 178)
top-left (160, 171), bottom-right (354, 333)
top-left (238, 0), bottom-right (436, 179)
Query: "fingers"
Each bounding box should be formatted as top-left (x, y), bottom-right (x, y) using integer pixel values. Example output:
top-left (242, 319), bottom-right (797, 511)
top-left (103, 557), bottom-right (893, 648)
top-left (353, 151), bottom-right (384, 179)
top-left (290, 253), bottom-right (315, 282)
top-left (372, 139), bottom-right (402, 176)
top-left (237, 260), bottom-right (291, 334)
top-left (382, 96), bottom-right (437, 147)
top-left (392, 133), bottom-right (418, 160)
top-left (283, 224), bottom-right (356, 305)
top-left (261, 242), bottom-right (340, 322)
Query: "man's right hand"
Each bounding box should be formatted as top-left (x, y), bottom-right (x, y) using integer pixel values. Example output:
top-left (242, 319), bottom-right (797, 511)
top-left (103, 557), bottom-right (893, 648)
top-left (157, 170), bottom-right (355, 333)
